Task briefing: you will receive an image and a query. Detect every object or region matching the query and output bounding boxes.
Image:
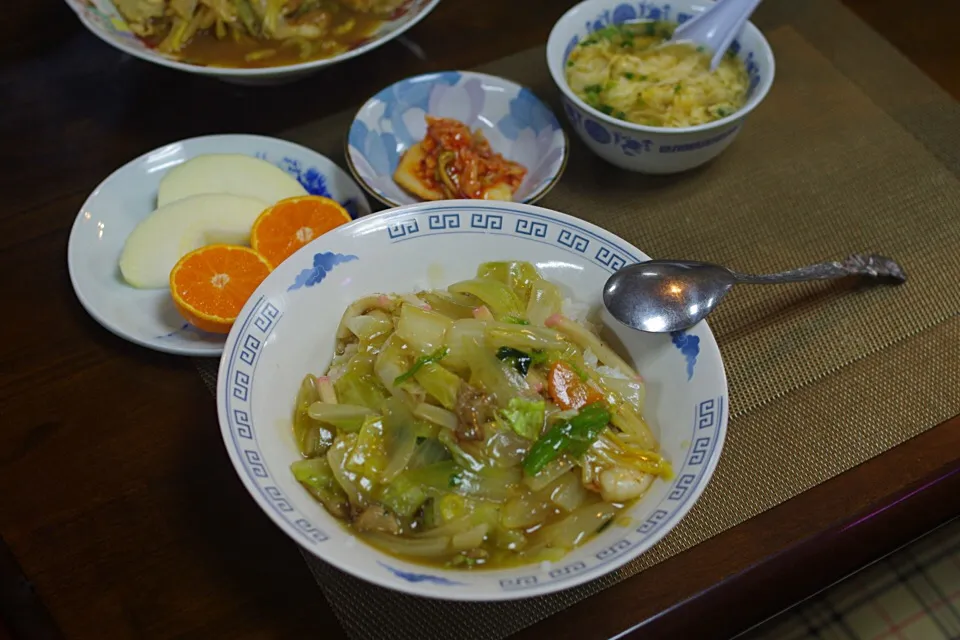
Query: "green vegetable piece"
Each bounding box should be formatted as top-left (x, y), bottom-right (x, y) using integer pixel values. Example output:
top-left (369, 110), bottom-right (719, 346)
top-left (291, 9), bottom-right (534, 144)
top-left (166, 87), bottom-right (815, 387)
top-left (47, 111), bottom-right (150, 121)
top-left (599, 104), bottom-right (614, 115)
top-left (294, 374), bottom-right (330, 457)
top-left (564, 358), bottom-right (589, 381)
top-left (624, 72), bottom-right (635, 80)
top-left (501, 397), bottom-right (546, 440)
top-left (644, 21), bottom-right (656, 36)
top-left (346, 416), bottom-right (387, 478)
top-left (565, 402), bottom-right (613, 457)
top-left (584, 84), bottom-right (602, 94)
top-left (394, 346), bottom-right (449, 386)
top-left (530, 350), bottom-right (551, 367)
top-left (674, 84), bottom-right (682, 94)
top-left (448, 277), bottom-right (523, 319)
top-left (503, 316), bottom-right (530, 325)
top-left (475, 261), bottom-right (542, 306)
top-left (379, 460), bottom-right (461, 517)
top-left (290, 457), bottom-right (348, 517)
top-left (496, 346), bottom-right (532, 376)
top-left (235, 0), bottom-right (260, 36)
top-left (408, 437), bottom-right (453, 470)
top-left (379, 474), bottom-right (427, 518)
top-left (449, 471), bottom-right (463, 488)
top-left (522, 402), bottom-right (611, 475)
top-left (414, 361), bottom-right (461, 410)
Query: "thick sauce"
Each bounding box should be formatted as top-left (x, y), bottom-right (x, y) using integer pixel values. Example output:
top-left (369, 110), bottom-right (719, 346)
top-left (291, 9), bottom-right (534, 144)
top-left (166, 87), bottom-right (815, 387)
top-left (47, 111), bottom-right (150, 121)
top-left (145, 5), bottom-right (382, 68)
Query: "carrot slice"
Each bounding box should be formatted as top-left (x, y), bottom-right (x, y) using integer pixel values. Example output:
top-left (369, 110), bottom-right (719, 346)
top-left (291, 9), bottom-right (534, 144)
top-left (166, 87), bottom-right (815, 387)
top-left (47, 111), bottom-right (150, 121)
top-left (547, 361), bottom-right (604, 410)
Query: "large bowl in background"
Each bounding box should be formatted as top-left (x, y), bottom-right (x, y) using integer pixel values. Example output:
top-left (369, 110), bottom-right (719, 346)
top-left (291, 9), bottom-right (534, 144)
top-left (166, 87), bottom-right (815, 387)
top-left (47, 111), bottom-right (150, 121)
top-left (63, 0), bottom-right (441, 84)
top-left (547, 0), bottom-right (775, 174)
top-left (346, 71), bottom-right (568, 207)
top-left (216, 199), bottom-right (728, 600)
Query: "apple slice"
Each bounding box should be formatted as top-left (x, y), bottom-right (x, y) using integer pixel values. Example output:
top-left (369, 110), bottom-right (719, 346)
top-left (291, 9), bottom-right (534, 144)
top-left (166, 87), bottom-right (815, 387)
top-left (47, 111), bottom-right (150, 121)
top-left (157, 154), bottom-right (308, 207)
top-left (119, 193), bottom-right (268, 289)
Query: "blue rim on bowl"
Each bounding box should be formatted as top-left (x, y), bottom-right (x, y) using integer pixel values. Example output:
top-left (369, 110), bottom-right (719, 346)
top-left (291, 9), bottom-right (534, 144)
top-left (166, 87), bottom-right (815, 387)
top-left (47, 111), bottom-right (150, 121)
top-left (345, 70), bottom-right (569, 208)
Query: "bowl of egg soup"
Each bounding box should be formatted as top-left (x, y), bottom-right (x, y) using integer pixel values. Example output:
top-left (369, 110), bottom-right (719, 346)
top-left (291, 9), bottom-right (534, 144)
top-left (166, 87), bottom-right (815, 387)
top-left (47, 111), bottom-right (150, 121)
top-left (547, 0), bottom-right (775, 174)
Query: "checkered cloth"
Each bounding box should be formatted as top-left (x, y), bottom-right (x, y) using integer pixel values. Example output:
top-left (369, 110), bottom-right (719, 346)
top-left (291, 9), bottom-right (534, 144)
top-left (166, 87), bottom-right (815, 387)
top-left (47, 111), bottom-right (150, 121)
top-left (741, 518), bottom-right (960, 640)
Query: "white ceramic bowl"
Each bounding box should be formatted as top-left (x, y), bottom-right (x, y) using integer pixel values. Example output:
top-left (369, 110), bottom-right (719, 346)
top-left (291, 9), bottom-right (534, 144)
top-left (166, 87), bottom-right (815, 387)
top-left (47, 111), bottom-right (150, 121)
top-left (346, 71), bottom-right (569, 207)
top-left (547, 0), bottom-right (775, 173)
top-left (67, 134), bottom-right (371, 357)
top-left (216, 199), bottom-right (728, 600)
top-left (63, 0), bottom-right (441, 84)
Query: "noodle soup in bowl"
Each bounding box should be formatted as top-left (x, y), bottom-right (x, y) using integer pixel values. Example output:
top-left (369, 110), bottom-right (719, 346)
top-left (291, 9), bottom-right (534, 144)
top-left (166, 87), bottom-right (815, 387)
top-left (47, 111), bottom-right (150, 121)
top-left (547, 0), bottom-right (775, 174)
top-left (216, 200), bottom-right (728, 600)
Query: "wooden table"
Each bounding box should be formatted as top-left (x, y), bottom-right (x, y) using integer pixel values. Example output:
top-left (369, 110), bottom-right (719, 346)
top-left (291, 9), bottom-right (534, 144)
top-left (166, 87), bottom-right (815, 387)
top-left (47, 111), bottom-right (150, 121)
top-left (1, 1), bottom-right (958, 638)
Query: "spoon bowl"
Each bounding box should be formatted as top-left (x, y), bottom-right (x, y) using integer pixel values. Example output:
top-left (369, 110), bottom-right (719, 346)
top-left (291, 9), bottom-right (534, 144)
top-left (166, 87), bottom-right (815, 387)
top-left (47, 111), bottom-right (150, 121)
top-left (603, 261), bottom-right (735, 333)
top-left (604, 254), bottom-right (907, 334)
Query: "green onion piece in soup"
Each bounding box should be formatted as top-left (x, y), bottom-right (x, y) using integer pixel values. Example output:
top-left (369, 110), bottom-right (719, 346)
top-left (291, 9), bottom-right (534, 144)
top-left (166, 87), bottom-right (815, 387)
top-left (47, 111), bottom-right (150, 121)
top-left (522, 402), bottom-right (611, 475)
top-left (394, 346), bottom-right (449, 386)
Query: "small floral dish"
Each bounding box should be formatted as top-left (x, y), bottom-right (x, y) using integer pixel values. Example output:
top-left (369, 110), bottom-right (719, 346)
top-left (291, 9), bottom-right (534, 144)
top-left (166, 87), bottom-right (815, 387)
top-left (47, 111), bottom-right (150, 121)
top-left (547, 0), bottom-right (775, 174)
top-left (346, 71), bottom-right (568, 207)
top-left (216, 199), bottom-right (728, 600)
top-left (62, 0), bottom-right (441, 85)
top-left (67, 134), bottom-right (371, 357)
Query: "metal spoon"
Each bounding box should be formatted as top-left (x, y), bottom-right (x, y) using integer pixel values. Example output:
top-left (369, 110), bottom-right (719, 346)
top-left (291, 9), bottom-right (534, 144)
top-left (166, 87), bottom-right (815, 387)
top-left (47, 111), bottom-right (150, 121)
top-left (602, 254), bottom-right (907, 334)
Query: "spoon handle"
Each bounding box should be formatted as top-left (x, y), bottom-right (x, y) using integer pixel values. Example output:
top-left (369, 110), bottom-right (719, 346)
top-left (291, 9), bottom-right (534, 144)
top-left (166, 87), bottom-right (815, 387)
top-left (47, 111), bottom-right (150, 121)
top-left (730, 254), bottom-right (907, 285)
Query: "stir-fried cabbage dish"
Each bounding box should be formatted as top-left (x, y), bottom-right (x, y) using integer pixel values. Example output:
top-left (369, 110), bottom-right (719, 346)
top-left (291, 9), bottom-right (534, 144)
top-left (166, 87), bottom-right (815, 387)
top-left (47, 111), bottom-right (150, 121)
top-left (114, 0), bottom-right (406, 67)
top-left (289, 261), bottom-right (673, 568)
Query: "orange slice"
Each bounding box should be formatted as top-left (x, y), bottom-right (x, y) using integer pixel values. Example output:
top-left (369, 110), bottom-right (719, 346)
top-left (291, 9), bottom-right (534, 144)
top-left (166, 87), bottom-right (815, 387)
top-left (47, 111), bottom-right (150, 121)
top-left (169, 244), bottom-right (272, 334)
top-left (250, 195), bottom-right (352, 268)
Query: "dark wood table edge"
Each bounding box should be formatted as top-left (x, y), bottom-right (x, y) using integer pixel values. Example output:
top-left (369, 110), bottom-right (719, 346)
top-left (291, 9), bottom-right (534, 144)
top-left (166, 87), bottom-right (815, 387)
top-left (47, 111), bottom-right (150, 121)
top-left (518, 415), bottom-right (960, 640)
top-left (0, 533), bottom-right (62, 640)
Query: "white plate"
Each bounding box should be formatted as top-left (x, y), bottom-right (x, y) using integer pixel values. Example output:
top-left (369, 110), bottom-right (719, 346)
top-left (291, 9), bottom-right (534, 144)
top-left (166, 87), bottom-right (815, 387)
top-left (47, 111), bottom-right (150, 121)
top-left (67, 134), bottom-right (371, 357)
top-left (216, 199), bottom-right (728, 600)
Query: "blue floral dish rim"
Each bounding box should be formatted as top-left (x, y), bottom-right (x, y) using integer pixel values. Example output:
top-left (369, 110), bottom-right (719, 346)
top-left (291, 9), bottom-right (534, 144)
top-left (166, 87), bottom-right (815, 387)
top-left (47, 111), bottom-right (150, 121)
top-left (547, 1), bottom-right (777, 135)
top-left (343, 70), bottom-right (571, 208)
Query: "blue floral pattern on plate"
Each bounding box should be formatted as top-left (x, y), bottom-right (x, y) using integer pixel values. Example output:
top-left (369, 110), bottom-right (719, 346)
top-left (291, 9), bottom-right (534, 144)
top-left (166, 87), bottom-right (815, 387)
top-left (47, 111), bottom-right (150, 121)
top-left (288, 252), bottom-right (358, 292)
top-left (347, 71), bottom-right (567, 206)
top-left (379, 562), bottom-right (465, 586)
top-left (254, 151), bottom-right (362, 218)
top-left (671, 330), bottom-right (700, 380)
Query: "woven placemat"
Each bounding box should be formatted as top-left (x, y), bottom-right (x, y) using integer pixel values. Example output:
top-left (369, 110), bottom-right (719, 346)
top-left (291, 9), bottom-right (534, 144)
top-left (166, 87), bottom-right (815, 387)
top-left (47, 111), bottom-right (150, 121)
top-left (195, 0), bottom-right (960, 636)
